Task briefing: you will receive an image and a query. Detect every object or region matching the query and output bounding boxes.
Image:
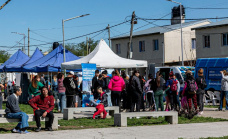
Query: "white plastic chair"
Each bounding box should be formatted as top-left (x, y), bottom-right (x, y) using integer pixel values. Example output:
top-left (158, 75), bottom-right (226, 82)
top-left (205, 91), bottom-right (214, 105)
top-left (213, 91), bottom-right (221, 105)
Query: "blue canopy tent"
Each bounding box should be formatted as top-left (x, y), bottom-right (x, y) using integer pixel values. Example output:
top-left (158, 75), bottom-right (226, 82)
top-left (0, 49), bottom-right (29, 72)
top-left (23, 45), bottom-right (80, 72)
top-left (4, 48), bottom-right (43, 72)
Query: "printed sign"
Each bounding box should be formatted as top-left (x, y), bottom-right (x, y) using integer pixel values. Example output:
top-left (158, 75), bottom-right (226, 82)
top-left (81, 63), bottom-right (96, 92)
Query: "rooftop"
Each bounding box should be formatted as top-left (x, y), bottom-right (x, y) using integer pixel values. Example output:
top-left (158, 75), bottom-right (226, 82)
top-left (192, 18), bottom-right (228, 30)
top-left (111, 20), bottom-right (210, 40)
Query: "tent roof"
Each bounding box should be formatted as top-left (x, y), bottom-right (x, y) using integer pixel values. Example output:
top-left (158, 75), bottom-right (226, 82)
top-left (0, 49), bottom-right (30, 72)
top-left (61, 39), bottom-right (147, 69)
top-left (4, 48), bottom-right (43, 72)
top-left (23, 45), bottom-right (80, 72)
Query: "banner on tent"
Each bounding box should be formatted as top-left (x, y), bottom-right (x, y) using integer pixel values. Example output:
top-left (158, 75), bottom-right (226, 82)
top-left (81, 63), bottom-right (96, 92)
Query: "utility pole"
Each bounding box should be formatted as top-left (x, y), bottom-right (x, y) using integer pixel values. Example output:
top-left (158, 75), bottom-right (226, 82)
top-left (106, 24), bottom-right (111, 48)
top-left (127, 11), bottom-right (135, 59)
top-left (86, 37), bottom-right (88, 55)
top-left (28, 28), bottom-right (30, 56)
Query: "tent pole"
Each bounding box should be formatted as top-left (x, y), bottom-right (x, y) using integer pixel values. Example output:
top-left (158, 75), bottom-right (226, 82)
top-left (51, 72), bottom-right (52, 91)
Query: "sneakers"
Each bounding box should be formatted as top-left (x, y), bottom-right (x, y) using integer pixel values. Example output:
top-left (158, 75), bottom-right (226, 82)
top-left (11, 128), bottom-right (20, 133)
top-left (20, 130), bottom-right (30, 134)
top-left (35, 127), bottom-right (41, 132)
top-left (45, 127), bottom-right (53, 131)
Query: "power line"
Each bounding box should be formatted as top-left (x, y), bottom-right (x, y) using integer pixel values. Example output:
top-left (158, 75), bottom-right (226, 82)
top-left (137, 16), bottom-right (228, 21)
top-left (186, 7), bottom-right (228, 10)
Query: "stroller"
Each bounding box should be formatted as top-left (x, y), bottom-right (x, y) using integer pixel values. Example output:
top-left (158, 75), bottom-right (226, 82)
top-left (178, 96), bottom-right (196, 119)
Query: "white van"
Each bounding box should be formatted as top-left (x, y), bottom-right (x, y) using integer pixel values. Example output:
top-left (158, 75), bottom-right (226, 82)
top-left (155, 66), bottom-right (195, 90)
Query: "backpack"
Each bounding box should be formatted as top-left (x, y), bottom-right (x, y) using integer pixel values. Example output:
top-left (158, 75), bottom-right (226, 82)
top-left (170, 79), bottom-right (178, 91)
top-left (149, 78), bottom-right (157, 92)
top-left (187, 80), bottom-right (197, 94)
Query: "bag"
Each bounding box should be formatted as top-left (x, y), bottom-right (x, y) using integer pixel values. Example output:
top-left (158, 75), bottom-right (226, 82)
top-left (201, 77), bottom-right (207, 89)
top-left (170, 79), bottom-right (178, 91)
top-left (187, 80), bottom-right (197, 94)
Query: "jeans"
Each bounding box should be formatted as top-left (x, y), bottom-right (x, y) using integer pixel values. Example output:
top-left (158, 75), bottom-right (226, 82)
top-left (58, 92), bottom-right (66, 111)
top-left (106, 91), bottom-right (112, 107)
top-left (155, 90), bottom-right (164, 111)
top-left (111, 91), bottom-right (121, 111)
top-left (177, 92), bottom-right (181, 109)
top-left (219, 91), bottom-right (228, 110)
top-left (197, 93), bottom-right (204, 111)
top-left (6, 112), bottom-right (29, 129)
top-left (35, 110), bottom-right (54, 128)
top-left (168, 91), bottom-right (178, 110)
top-left (147, 92), bottom-right (156, 110)
top-left (121, 90), bottom-right (128, 109)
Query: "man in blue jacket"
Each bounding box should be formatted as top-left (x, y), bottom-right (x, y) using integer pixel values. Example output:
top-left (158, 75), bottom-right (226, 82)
top-left (5, 86), bottom-right (29, 134)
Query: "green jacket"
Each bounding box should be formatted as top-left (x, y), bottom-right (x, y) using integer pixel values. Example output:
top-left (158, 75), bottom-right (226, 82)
top-left (28, 81), bottom-right (44, 96)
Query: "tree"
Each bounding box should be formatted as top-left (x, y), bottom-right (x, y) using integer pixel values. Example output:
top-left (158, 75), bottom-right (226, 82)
top-left (0, 50), bottom-right (10, 63)
top-left (48, 38), bottom-right (98, 56)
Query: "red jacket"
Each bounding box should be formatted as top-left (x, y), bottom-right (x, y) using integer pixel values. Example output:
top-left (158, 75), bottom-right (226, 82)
top-left (108, 76), bottom-right (125, 92)
top-left (29, 95), bottom-right (54, 113)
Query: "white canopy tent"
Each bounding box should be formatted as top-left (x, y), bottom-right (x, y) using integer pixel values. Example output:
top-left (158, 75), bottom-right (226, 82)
top-left (61, 39), bottom-right (148, 69)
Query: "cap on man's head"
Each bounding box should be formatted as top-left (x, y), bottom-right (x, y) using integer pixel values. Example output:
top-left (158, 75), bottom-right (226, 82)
top-left (69, 71), bottom-right (74, 75)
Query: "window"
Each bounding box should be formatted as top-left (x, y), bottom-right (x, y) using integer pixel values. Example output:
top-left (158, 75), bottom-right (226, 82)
top-left (223, 33), bottom-right (228, 46)
top-left (204, 35), bottom-right (210, 48)
top-left (192, 38), bottom-right (196, 49)
top-left (139, 41), bottom-right (145, 52)
top-left (127, 42), bottom-right (133, 52)
top-left (116, 44), bottom-right (121, 54)
top-left (153, 40), bottom-right (159, 51)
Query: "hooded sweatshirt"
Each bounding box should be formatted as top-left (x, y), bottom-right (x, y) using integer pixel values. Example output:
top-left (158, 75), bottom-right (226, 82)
top-left (108, 76), bottom-right (125, 92)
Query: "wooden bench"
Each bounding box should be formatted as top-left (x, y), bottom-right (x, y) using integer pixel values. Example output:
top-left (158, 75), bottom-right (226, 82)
top-left (0, 110), bottom-right (58, 130)
top-left (114, 111), bottom-right (178, 127)
top-left (63, 106), bottom-right (119, 120)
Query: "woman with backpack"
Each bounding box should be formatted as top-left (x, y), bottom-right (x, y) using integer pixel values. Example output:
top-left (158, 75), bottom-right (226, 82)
top-left (182, 73), bottom-right (198, 113)
top-left (219, 70), bottom-right (228, 111)
top-left (196, 68), bottom-right (207, 115)
top-left (166, 72), bottom-right (179, 111)
top-left (129, 70), bottom-right (142, 112)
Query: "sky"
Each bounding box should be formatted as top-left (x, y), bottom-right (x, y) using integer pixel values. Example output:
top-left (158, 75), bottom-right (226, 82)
top-left (0, 0), bottom-right (228, 55)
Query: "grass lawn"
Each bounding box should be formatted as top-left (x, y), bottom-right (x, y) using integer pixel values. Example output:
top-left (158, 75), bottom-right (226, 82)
top-left (1, 104), bottom-right (228, 134)
top-left (204, 105), bottom-right (219, 109)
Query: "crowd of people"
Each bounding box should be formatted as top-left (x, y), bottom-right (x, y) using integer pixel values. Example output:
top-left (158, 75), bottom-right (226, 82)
top-left (4, 67), bottom-right (228, 134)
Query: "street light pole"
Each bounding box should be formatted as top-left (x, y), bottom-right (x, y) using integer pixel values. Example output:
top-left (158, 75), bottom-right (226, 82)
top-left (62, 14), bottom-right (90, 75)
top-left (167, 0), bottom-right (184, 66)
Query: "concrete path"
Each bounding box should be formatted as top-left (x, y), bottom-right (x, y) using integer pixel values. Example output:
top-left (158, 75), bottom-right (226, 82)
top-left (1, 122), bottom-right (228, 139)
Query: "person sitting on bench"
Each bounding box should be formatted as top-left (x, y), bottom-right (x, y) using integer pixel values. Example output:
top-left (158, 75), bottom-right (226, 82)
top-left (5, 86), bottom-right (29, 134)
top-left (29, 86), bottom-right (54, 132)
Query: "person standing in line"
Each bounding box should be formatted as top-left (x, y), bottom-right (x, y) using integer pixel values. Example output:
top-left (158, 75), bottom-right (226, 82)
top-left (0, 82), bottom-right (4, 114)
top-left (166, 72), bottom-right (179, 111)
top-left (121, 71), bottom-right (129, 111)
top-left (144, 74), bottom-right (156, 111)
top-left (73, 75), bottom-right (80, 107)
top-left (63, 71), bottom-right (76, 108)
top-left (5, 86), bottom-right (29, 134)
top-left (29, 86), bottom-right (55, 132)
top-left (40, 74), bottom-right (46, 87)
top-left (154, 71), bottom-right (165, 111)
top-left (182, 73), bottom-right (198, 114)
top-left (92, 70), bottom-right (99, 99)
top-left (52, 75), bottom-right (58, 92)
top-left (108, 69), bottom-right (125, 112)
top-left (129, 70), bottom-right (142, 112)
top-left (219, 70), bottom-right (228, 111)
top-left (57, 73), bottom-right (66, 112)
top-left (28, 75), bottom-right (44, 98)
top-left (102, 70), bottom-right (112, 108)
top-left (196, 68), bottom-right (207, 115)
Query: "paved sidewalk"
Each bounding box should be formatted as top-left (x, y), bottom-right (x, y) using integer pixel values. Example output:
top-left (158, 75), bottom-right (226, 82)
top-left (1, 122), bottom-right (228, 139)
